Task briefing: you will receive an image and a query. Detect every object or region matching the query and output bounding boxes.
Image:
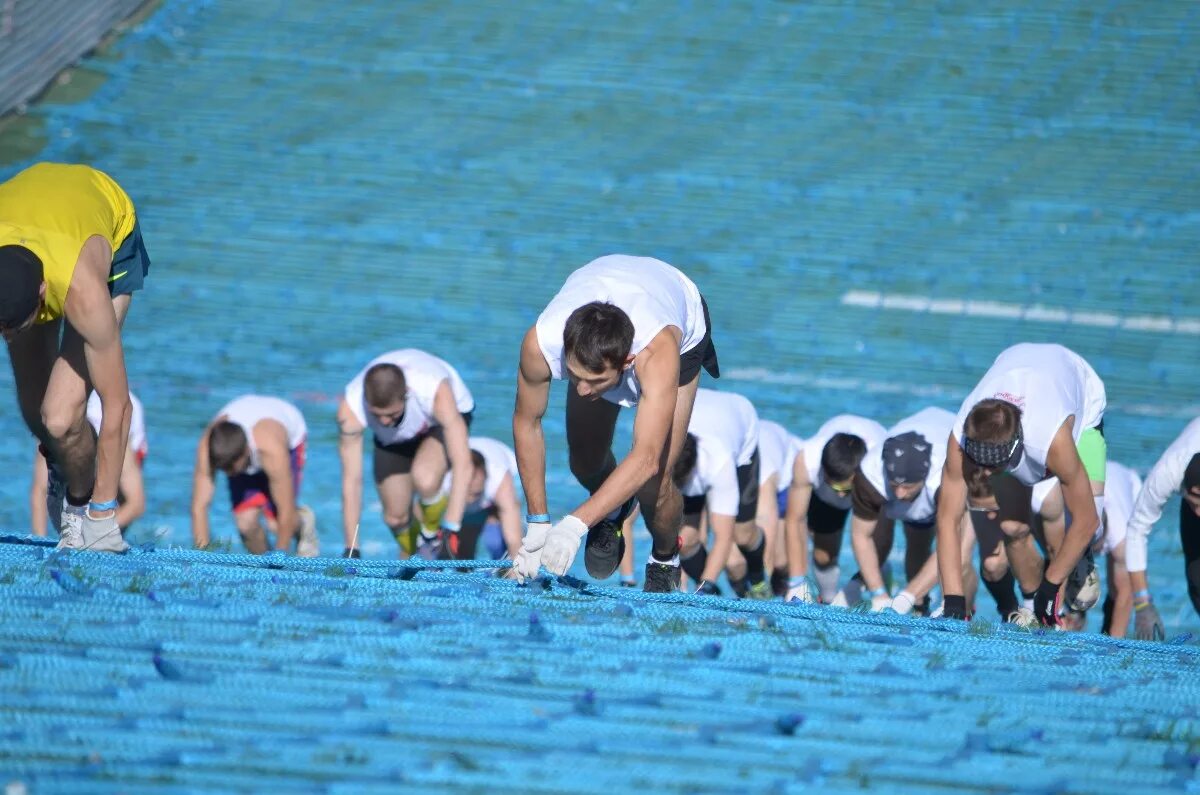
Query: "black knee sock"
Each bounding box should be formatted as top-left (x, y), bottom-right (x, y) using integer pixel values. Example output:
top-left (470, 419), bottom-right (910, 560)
top-left (1101, 593), bottom-right (1116, 635)
top-left (738, 530), bottom-right (766, 584)
top-left (681, 546), bottom-right (708, 582)
top-left (729, 577), bottom-right (749, 597)
top-left (577, 451), bottom-right (618, 495)
top-left (66, 489), bottom-right (92, 508)
top-left (982, 568), bottom-right (1019, 618)
top-left (770, 567), bottom-right (789, 597)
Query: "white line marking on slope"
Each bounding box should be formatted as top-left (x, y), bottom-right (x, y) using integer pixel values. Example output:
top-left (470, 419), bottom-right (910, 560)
top-left (841, 290), bottom-right (1198, 335)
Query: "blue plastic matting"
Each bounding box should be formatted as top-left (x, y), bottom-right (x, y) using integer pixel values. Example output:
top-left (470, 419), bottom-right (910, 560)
top-left (0, 534), bottom-right (1198, 794)
top-left (0, 0), bottom-right (1199, 788)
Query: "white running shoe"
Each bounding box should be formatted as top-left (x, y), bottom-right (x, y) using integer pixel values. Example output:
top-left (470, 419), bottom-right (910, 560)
top-left (296, 506), bottom-right (320, 558)
top-left (1007, 607), bottom-right (1038, 629)
top-left (56, 504), bottom-right (84, 550)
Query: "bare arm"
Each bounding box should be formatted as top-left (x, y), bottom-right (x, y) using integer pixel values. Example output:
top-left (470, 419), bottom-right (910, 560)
top-left (432, 381), bottom-right (473, 527)
top-left (784, 457), bottom-right (813, 578)
top-left (935, 433), bottom-right (968, 598)
top-left (1108, 541), bottom-right (1133, 638)
top-left (336, 399), bottom-right (365, 549)
top-left (1044, 420), bottom-right (1100, 584)
top-left (850, 514), bottom-right (887, 591)
top-left (513, 327), bottom-right (552, 518)
top-left (493, 473), bottom-right (524, 558)
top-left (571, 327), bottom-right (680, 526)
top-left (256, 422), bottom-right (299, 551)
top-left (190, 429), bottom-right (216, 548)
top-left (702, 511), bottom-right (737, 583)
top-left (30, 451), bottom-right (47, 537)
top-left (115, 450), bottom-right (145, 528)
top-left (66, 236), bottom-right (130, 507)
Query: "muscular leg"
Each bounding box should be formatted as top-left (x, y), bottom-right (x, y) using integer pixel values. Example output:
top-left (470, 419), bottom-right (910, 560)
top-left (234, 508), bottom-right (268, 555)
top-left (374, 445), bottom-right (416, 547)
top-left (636, 375), bottom-right (701, 559)
top-left (411, 434), bottom-right (450, 503)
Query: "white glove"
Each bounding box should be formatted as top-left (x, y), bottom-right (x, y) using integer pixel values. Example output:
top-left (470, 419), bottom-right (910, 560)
top-left (869, 589), bottom-right (891, 612)
top-left (82, 508), bottom-right (127, 553)
top-left (890, 590), bottom-right (917, 615)
top-left (513, 521), bottom-right (551, 583)
top-left (540, 515), bottom-right (589, 576)
top-left (786, 577), bottom-right (813, 604)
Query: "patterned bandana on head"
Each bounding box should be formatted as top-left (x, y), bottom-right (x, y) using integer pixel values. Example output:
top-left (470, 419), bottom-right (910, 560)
top-left (962, 424), bottom-right (1024, 469)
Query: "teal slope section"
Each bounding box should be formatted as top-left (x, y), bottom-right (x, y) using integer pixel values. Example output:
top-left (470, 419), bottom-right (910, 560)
top-left (0, 537), bottom-right (1197, 793)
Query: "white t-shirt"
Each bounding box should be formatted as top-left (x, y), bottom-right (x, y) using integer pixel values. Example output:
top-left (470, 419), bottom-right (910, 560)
top-left (86, 390), bottom-right (147, 458)
top-left (216, 395), bottom-right (307, 475)
top-left (680, 389), bottom-right (759, 517)
top-left (441, 436), bottom-right (519, 514)
top-left (954, 343), bottom-right (1106, 486)
top-left (1102, 461), bottom-right (1142, 556)
top-left (534, 255), bottom-right (706, 408)
top-left (757, 419), bottom-right (797, 488)
top-left (344, 349), bottom-right (474, 446)
top-left (1126, 416), bottom-right (1200, 573)
top-left (801, 414), bottom-right (887, 509)
top-left (861, 407), bottom-right (955, 524)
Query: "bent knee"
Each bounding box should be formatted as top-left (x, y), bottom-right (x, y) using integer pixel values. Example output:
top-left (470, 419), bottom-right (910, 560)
top-left (40, 404), bottom-right (86, 441)
top-left (981, 555), bottom-right (1009, 581)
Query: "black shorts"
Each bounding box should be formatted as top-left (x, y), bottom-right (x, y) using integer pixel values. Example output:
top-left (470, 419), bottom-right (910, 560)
top-left (808, 496), bottom-right (851, 535)
top-left (108, 220), bottom-right (150, 298)
top-left (373, 410), bottom-right (474, 476)
top-left (679, 295), bottom-right (719, 386)
top-left (681, 447), bottom-right (759, 523)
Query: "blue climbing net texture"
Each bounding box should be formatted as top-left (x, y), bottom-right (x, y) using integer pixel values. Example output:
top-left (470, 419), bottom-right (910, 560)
top-left (1, 535), bottom-right (1199, 793)
top-left (0, 0), bottom-right (1199, 787)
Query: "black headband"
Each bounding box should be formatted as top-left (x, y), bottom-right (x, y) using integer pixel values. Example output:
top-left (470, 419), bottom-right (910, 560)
top-left (962, 425), bottom-right (1024, 469)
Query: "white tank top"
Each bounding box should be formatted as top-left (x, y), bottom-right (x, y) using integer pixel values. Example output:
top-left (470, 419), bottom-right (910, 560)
top-left (680, 389), bottom-right (759, 516)
top-left (216, 395), bottom-right (307, 475)
top-left (954, 343), bottom-right (1106, 486)
top-left (344, 349), bottom-right (475, 446)
top-left (441, 436), bottom-right (519, 513)
top-left (801, 414), bottom-right (887, 509)
top-left (1101, 460), bottom-right (1141, 554)
top-left (534, 255), bottom-right (706, 408)
top-left (757, 419), bottom-right (797, 487)
top-left (861, 407), bottom-right (955, 524)
top-left (1029, 477), bottom-right (1059, 515)
top-left (86, 390), bottom-right (147, 457)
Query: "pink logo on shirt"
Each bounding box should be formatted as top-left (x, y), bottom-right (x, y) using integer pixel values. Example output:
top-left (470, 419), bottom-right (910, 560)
top-left (993, 391), bottom-right (1026, 408)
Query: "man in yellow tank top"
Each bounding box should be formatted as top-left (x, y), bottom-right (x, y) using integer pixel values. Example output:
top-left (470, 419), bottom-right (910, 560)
top-left (0, 162), bottom-right (151, 553)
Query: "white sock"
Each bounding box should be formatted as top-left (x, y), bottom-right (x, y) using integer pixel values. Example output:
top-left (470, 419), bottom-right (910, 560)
top-left (649, 551), bottom-right (680, 567)
top-left (815, 565), bottom-right (841, 601)
top-left (1022, 597), bottom-right (1034, 611)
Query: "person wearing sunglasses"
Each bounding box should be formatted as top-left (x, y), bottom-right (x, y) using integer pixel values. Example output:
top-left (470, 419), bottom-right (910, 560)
top-left (846, 406), bottom-right (975, 614)
top-left (779, 414), bottom-right (886, 604)
top-left (936, 343), bottom-right (1107, 627)
top-left (336, 349), bottom-right (475, 560)
top-left (0, 162), bottom-right (151, 553)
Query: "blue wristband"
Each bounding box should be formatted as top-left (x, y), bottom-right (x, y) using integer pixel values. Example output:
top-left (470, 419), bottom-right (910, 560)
top-left (867, 586), bottom-right (888, 598)
top-left (440, 519), bottom-right (461, 533)
top-left (89, 499), bottom-right (119, 513)
top-left (526, 513), bottom-right (550, 524)
top-left (787, 576), bottom-right (807, 588)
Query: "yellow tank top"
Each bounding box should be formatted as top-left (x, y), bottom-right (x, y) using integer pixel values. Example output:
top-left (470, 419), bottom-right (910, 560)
top-left (0, 163), bottom-right (137, 323)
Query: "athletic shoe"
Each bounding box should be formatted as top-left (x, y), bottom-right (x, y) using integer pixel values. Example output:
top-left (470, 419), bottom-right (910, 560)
top-left (583, 519), bottom-right (625, 579)
top-left (1066, 548), bottom-right (1100, 612)
top-left (695, 580), bottom-right (720, 596)
top-left (643, 562), bottom-right (681, 593)
top-left (296, 506), bottom-right (319, 558)
top-left (57, 506), bottom-right (84, 551)
top-left (414, 531), bottom-right (445, 561)
top-left (1007, 607), bottom-right (1038, 629)
top-left (747, 580), bottom-right (772, 600)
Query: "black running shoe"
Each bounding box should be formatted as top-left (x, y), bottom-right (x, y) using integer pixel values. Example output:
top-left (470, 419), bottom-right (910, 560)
top-left (584, 519), bottom-right (626, 579)
top-left (643, 562), bottom-right (681, 593)
top-left (696, 580), bottom-right (721, 596)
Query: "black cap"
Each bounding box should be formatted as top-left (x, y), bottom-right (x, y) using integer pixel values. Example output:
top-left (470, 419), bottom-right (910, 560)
top-left (0, 245), bottom-right (43, 328)
top-left (882, 431), bottom-right (933, 484)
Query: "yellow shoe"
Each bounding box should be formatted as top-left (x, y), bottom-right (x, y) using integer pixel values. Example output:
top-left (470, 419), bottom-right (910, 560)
top-left (416, 493), bottom-right (449, 534)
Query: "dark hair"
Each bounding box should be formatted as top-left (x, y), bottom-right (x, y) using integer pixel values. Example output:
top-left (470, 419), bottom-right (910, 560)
top-left (471, 448), bottom-right (487, 477)
top-left (672, 433), bottom-right (699, 487)
top-left (0, 245), bottom-right (43, 328)
top-left (1185, 453), bottom-right (1200, 491)
top-left (563, 302), bottom-right (635, 373)
top-left (820, 433), bottom-right (867, 482)
top-left (965, 399), bottom-right (1021, 444)
top-left (964, 459), bottom-right (994, 501)
top-left (208, 421), bottom-right (249, 473)
top-left (364, 363), bottom-right (406, 408)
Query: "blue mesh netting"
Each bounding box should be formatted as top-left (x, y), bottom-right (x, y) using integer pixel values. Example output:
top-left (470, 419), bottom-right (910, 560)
top-left (1, 1), bottom-right (1199, 789)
